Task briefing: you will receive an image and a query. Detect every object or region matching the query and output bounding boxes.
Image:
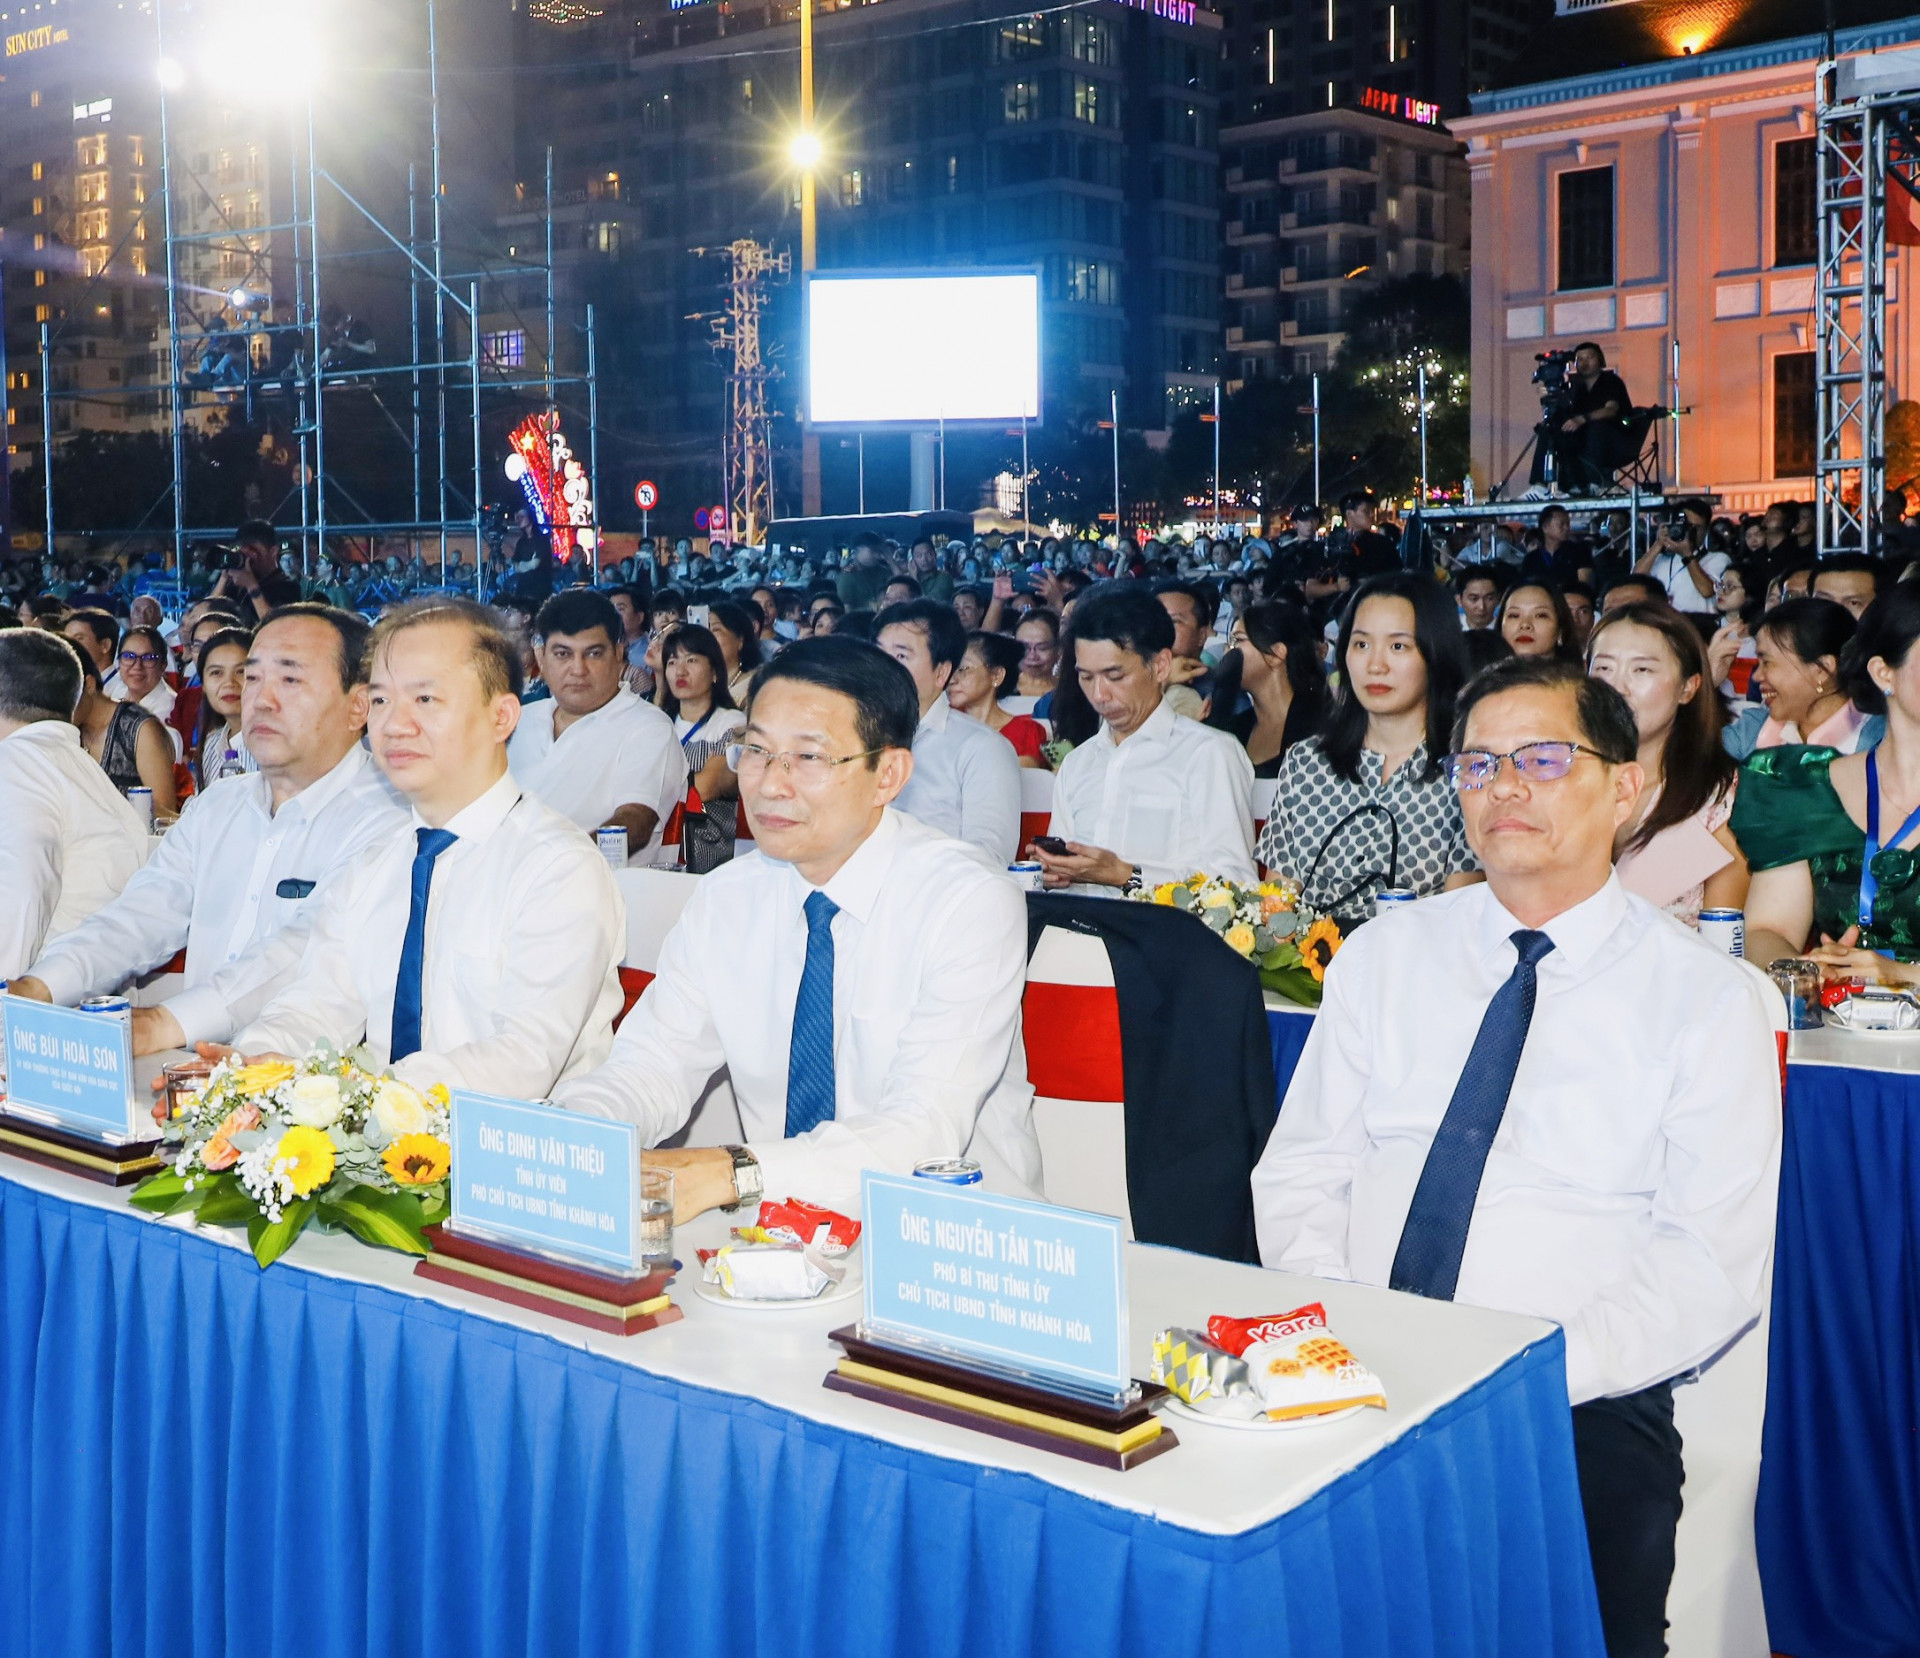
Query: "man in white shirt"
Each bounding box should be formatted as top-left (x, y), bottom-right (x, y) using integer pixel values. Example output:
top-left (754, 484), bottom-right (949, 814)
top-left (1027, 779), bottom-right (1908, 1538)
top-left (874, 597), bottom-right (1020, 864)
top-left (507, 588), bottom-right (685, 866)
top-left (1634, 512), bottom-right (1727, 616)
top-left (10, 605), bottom-right (406, 1053)
top-left (1037, 583), bottom-right (1255, 892)
top-left (226, 599), bottom-right (624, 1096)
top-left (1252, 654), bottom-right (1779, 1658)
top-left (0, 630), bottom-right (151, 978)
top-left (555, 637), bottom-right (1043, 1219)
top-left (62, 608), bottom-right (120, 690)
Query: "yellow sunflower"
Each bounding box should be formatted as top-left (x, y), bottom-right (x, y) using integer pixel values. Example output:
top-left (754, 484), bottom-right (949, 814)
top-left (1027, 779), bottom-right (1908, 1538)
top-left (426, 1083), bottom-right (451, 1110)
top-left (230, 1060), bottom-right (297, 1096)
top-left (382, 1133), bottom-right (451, 1187)
top-left (1152, 881), bottom-right (1182, 905)
top-left (273, 1125), bottom-right (336, 1197)
top-left (1300, 918), bottom-right (1343, 983)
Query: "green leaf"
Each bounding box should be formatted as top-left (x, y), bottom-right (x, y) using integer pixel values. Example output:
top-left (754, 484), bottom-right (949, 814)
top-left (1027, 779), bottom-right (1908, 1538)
top-left (192, 1178), bottom-right (259, 1229)
top-left (246, 1196), bottom-right (317, 1268)
top-left (417, 1188), bottom-right (451, 1228)
top-left (1261, 965), bottom-right (1324, 1008)
top-left (315, 1183), bottom-right (433, 1257)
top-left (129, 1167), bottom-right (203, 1216)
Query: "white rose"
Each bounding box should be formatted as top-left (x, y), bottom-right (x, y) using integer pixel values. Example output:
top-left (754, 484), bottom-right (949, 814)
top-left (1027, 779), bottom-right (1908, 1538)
top-left (285, 1074), bottom-right (345, 1131)
top-left (372, 1078), bottom-right (433, 1138)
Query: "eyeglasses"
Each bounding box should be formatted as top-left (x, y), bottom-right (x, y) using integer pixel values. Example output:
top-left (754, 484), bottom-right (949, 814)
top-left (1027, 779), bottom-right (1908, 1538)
top-left (118, 650), bottom-right (165, 666)
top-left (726, 742), bottom-right (883, 785)
top-left (1444, 741), bottom-right (1609, 791)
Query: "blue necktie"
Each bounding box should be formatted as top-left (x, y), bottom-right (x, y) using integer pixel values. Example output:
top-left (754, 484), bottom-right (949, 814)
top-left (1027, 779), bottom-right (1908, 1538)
top-left (785, 890), bottom-right (840, 1138)
top-left (390, 828), bottom-right (458, 1063)
top-left (1389, 929), bottom-right (1556, 1301)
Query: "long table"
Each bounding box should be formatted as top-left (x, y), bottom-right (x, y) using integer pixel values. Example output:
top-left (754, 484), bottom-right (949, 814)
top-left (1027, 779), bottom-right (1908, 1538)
top-left (0, 1150), bottom-right (1605, 1658)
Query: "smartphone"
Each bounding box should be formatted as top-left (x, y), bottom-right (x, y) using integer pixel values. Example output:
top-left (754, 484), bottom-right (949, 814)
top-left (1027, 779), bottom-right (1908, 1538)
top-left (1033, 835), bottom-right (1070, 857)
top-left (687, 603), bottom-right (712, 627)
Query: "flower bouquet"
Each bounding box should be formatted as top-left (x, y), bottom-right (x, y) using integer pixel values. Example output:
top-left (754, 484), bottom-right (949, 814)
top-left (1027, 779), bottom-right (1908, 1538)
top-left (1134, 873), bottom-right (1342, 1007)
top-left (129, 1048), bottom-right (452, 1268)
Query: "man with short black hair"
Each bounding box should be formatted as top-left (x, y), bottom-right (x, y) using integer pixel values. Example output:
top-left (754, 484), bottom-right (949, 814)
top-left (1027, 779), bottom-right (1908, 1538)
top-left (1524, 505), bottom-right (1595, 589)
top-left (1255, 654), bottom-right (1779, 1658)
top-left (61, 608), bottom-right (119, 683)
top-left (1333, 491), bottom-right (1400, 580)
top-left (1458, 567), bottom-right (1505, 631)
top-left (881, 573), bottom-right (921, 607)
top-left (1601, 574), bottom-right (1666, 615)
top-left (222, 599), bottom-right (624, 1096)
top-left (837, 533), bottom-right (893, 611)
top-left (875, 598), bottom-right (1020, 862)
top-left (1152, 578), bottom-right (1217, 718)
top-left (211, 519), bottom-right (303, 619)
top-left (509, 587), bottom-right (685, 865)
top-left (1636, 515), bottom-right (1726, 616)
top-left (0, 630), bottom-right (150, 977)
top-left (12, 604), bottom-right (407, 1053)
top-left (1812, 553), bottom-right (1883, 620)
top-left (556, 636), bottom-right (1043, 1218)
top-left (1040, 583), bottom-right (1255, 891)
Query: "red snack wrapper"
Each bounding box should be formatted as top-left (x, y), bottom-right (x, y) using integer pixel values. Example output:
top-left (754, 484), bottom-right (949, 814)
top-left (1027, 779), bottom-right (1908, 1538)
top-left (757, 1198), bottom-right (861, 1256)
top-left (1821, 978), bottom-right (1865, 1010)
top-left (1207, 1303), bottom-right (1337, 1357)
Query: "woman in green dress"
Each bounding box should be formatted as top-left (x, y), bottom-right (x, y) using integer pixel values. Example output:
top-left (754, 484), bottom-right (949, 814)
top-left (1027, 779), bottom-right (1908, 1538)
top-left (1741, 584), bottom-right (1920, 977)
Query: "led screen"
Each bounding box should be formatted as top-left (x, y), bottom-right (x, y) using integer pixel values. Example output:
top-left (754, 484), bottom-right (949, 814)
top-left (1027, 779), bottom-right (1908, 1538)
top-left (806, 272), bottom-right (1041, 424)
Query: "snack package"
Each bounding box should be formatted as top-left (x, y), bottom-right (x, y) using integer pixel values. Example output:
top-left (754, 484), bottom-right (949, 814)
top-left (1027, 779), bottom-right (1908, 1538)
top-left (702, 1241), bottom-right (832, 1301)
top-left (757, 1198), bottom-right (861, 1256)
top-left (1205, 1304), bottom-right (1387, 1420)
top-left (1150, 1327), bottom-right (1267, 1421)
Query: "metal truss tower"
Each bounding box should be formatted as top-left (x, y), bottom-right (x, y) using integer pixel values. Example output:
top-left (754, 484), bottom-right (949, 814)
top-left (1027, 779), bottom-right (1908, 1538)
top-left (1815, 49), bottom-right (1920, 555)
top-left (702, 238), bottom-right (788, 550)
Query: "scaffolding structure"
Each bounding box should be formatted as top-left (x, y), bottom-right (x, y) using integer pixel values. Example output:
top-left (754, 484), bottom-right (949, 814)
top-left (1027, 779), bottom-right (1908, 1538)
top-left (700, 238), bottom-right (788, 551)
top-left (1814, 48), bottom-right (1920, 556)
top-left (33, 0), bottom-right (601, 595)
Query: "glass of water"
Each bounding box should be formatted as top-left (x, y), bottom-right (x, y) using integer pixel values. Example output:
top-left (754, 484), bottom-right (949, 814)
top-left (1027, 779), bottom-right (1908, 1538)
top-left (640, 1165), bottom-right (674, 1269)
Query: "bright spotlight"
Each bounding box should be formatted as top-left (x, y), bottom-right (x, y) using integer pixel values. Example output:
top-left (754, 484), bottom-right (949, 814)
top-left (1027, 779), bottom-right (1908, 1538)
top-left (156, 57), bottom-right (186, 91)
top-left (789, 131), bottom-right (822, 170)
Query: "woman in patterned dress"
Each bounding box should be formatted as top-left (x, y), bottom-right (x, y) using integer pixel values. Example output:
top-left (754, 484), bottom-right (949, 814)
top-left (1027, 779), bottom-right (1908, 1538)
top-left (659, 624), bottom-right (747, 874)
top-left (1255, 573), bottom-right (1480, 928)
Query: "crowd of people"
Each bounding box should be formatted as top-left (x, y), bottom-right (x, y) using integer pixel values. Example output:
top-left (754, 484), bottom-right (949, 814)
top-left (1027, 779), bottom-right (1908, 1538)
top-left (3, 482), bottom-right (1911, 1657)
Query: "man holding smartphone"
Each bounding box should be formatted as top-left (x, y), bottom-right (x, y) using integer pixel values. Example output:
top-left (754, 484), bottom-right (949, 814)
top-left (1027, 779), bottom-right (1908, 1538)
top-left (1634, 506), bottom-right (1726, 617)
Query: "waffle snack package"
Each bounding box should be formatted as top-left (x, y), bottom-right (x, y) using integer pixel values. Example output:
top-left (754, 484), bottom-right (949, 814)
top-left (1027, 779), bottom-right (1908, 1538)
top-left (1205, 1303), bottom-right (1388, 1420)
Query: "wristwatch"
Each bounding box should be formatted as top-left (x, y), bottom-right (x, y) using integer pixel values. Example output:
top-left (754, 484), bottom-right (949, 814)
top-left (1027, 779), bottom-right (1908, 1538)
top-left (722, 1144), bottom-right (763, 1212)
top-left (1121, 864), bottom-right (1144, 896)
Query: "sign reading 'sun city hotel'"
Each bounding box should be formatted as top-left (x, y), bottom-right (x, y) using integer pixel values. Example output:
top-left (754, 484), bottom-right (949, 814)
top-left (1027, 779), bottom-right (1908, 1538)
top-left (6, 24), bottom-right (69, 55)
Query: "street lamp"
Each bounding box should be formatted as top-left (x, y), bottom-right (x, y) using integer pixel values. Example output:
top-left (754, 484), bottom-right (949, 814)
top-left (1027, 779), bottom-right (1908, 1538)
top-left (789, 131), bottom-right (822, 171)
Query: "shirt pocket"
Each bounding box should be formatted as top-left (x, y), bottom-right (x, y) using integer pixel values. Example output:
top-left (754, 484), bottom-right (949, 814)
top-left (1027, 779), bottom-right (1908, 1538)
top-left (1501, 1050), bottom-right (1671, 1195)
top-left (1122, 795), bottom-right (1184, 865)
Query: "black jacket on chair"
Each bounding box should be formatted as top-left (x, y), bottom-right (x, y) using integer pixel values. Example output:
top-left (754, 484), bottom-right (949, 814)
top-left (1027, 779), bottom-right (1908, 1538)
top-left (1025, 893), bottom-right (1278, 1264)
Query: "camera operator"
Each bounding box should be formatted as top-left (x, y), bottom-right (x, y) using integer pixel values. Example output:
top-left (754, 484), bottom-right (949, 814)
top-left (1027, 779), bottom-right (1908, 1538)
top-left (210, 520), bottom-right (303, 621)
top-left (1532, 342), bottom-right (1635, 492)
top-left (1635, 504), bottom-right (1727, 618)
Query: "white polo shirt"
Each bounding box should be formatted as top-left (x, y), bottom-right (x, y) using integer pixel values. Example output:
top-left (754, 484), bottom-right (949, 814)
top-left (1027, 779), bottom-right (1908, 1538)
top-left (508, 687), bottom-right (688, 866)
top-left (893, 694), bottom-right (1021, 864)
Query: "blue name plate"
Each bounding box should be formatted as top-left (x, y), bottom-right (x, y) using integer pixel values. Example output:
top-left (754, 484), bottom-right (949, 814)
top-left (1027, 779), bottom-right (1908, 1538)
top-left (448, 1091), bottom-right (640, 1272)
top-left (3, 1000), bottom-right (137, 1142)
top-left (861, 1172), bottom-right (1129, 1398)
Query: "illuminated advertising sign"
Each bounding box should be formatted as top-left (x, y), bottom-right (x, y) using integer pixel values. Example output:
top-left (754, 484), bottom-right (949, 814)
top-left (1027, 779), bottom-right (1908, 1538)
top-left (1360, 86), bottom-right (1442, 126)
top-left (7, 23), bottom-right (69, 55)
top-left (1118, 0), bottom-right (1198, 22)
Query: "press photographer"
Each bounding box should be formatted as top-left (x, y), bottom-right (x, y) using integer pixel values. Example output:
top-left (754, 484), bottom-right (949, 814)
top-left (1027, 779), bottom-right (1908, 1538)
top-left (1530, 341), bottom-right (1635, 491)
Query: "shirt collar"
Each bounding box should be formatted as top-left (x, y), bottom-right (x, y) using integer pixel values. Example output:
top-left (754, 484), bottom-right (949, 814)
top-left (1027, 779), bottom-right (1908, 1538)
top-left (1473, 873), bottom-right (1629, 974)
top-left (412, 769), bottom-right (521, 846)
top-left (790, 806), bottom-right (903, 927)
top-left (551, 685), bottom-right (635, 739)
top-left (6, 719), bottom-right (83, 753)
top-left (259, 741), bottom-right (369, 823)
top-left (1102, 694), bottom-right (1177, 750)
top-left (918, 694), bottom-right (952, 736)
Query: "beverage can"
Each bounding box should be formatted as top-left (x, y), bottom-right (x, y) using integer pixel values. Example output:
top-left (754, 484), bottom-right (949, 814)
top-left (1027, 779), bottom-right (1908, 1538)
top-left (126, 786), bottom-right (154, 830)
top-left (596, 826), bottom-right (629, 869)
top-left (80, 995), bottom-right (132, 1023)
top-left (1374, 888), bottom-right (1416, 916)
top-left (1699, 908), bottom-right (1745, 958)
top-left (912, 1158), bottom-right (984, 1186)
top-left (1008, 861), bottom-right (1044, 892)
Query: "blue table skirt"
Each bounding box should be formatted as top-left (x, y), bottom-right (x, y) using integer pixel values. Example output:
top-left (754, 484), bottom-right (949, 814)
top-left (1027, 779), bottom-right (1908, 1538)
top-left (1269, 1005), bottom-right (1315, 1113)
top-left (1758, 1062), bottom-right (1920, 1658)
top-left (0, 1174), bottom-right (1605, 1658)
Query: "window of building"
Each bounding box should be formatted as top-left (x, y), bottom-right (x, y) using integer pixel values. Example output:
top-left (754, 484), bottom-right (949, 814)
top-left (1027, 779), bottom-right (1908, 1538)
top-left (77, 209), bottom-right (110, 242)
top-left (34, 304), bottom-right (50, 323)
top-left (1773, 351), bottom-right (1816, 477)
top-left (81, 248), bottom-right (108, 278)
top-left (1069, 17), bottom-right (1116, 64)
top-left (129, 249), bottom-right (147, 277)
top-left (483, 329), bottom-right (527, 369)
top-left (77, 134), bottom-right (106, 167)
top-left (1556, 166), bottom-right (1614, 292)
top-left (595, 221), bottom-right (621, 256)
top-left (31, 197), bottom-right (43, 217)
top-left (995, 17), bottom-right (1046, 61)
top-left (1003, 79), bottom-right (1038, 122)
top-left (1072, 76), bottom-right (1104, 125)
top-left (30, 161), bottom-right (42, 181)
top-left (839, 170), bottom-right (864, 207)
top-left (1775, 137), bottom-right (1816, 267)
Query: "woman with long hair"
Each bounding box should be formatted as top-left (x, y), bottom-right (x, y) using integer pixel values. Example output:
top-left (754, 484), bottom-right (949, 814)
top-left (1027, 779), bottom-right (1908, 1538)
top-left (1496, 580), bottom-right (1578, 661)
top-left (1587, 603), bottom-right (1748, 924)
top-left (946, 630), bottom-right (1049, 768)
top-left (1742, 585), bottom-right (1920, 977)
top-left (192, 626), bottom-right (254, 788)
top-left (75, 656), bottom-right (177, 815)
top-left (658, 623), bottom-right (745, 873)
top-left (1204, 599), bottom-right (1330, 777)
top-left (1255, 572), bottom-right (1479, 926)
top-left (706, 600), bottom-right (763, 703)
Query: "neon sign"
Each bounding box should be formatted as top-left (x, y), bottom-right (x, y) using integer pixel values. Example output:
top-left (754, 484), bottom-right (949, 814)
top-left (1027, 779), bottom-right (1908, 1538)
top-left (8, 24), bottom-right (69, 55)
top-left (1359, 86), bottom-right (1442, 126)
top-left (503, 411), bottom-right (598, 561)
top-left (1118, 0), bottom-right (1197, 23)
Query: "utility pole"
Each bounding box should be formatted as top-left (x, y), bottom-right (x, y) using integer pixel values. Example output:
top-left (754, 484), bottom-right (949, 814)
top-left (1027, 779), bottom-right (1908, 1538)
top-left (1416, 362), bottom-right (1429, 505)
top-left (1212, 379), bottom-right (1222, 528)
top-left (798, 0), bottom-right (820, 516)
top-left (706, 238), bottom-right (790, 548)
top-left (1110, 387), bottom-right (1122, 544)
top-left (1312, 372), bottom-right (1322, 507)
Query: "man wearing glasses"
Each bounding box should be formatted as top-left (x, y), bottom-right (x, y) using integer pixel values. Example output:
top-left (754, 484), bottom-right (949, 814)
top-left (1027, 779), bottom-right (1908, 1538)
top-left (555, 636), bottom-right (1044, 1221)
top-left (1252, 654), bottom-right (1779, 1658)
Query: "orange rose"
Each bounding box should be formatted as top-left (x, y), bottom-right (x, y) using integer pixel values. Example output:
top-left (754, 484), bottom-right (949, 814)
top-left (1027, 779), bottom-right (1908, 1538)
top-left (201, 1102), bottom-right (262, 1172)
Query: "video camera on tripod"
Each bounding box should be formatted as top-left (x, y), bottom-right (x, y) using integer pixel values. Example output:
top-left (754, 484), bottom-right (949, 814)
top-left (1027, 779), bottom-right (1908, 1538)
top-left (1532, 349), bottom-right (1578, 428)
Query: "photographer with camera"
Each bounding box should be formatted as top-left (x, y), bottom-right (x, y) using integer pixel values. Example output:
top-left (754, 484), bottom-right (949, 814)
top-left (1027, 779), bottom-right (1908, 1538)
top-left (1530, 342), bottom-right (1635, 492)
top-left (210, 520), bottom-right (303, 621)
top-left (1636, 502), bottom-right (1728, 619)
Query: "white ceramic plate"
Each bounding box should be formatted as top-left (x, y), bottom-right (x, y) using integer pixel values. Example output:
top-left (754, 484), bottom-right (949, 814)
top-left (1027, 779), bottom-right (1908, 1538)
top-left (1154, 1395), bottom-right (1371, 1432)
top-left (1824, 1014), bottom-right (1920, 1036)
top-left (691, 1269), bottom-right (862, 1311)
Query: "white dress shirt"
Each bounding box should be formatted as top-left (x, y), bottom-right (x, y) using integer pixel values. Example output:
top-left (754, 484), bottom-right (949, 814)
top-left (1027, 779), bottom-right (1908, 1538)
top-left (0, 721), bottom-right (152, 979)
top-left (555, 808), bottom-right (1044, 1212)
top-left (1648, 547), bottom-right (1730, 615)
top-left (508, 688), bottom-right (687, 867)
top-left (1252, 877), bottom-right (1780, 1404)
top-left (1051, 697), bottom-right (1256, 887)
top-left (236, 773), bottom-right (624, 1097)
top-left (28, 744), bottom-right (407, 1044)
top-left (893, 694), bottom-right (1021, 864)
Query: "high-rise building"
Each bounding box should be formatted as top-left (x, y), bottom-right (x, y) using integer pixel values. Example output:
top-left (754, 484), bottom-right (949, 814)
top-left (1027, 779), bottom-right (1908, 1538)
top-left (515, 0), bottom-right (1225, 517)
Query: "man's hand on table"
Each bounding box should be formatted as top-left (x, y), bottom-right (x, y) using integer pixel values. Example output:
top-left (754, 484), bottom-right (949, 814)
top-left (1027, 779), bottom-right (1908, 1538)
top-left (643, 1147), bottom-right (739, 1224)
top-left (5, 977), bottom-right (52, 1002)
top-left (132, 1005), bottom-right (186, 1057)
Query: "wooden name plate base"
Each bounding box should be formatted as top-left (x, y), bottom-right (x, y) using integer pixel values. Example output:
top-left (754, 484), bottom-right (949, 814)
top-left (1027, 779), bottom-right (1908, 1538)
top-left (823, 1324), bottom-right (1178, 1471)
top-left (0, 1109), bottom-right (163, 1186)
top-left (414, 1223), bottom-right (683, 1336)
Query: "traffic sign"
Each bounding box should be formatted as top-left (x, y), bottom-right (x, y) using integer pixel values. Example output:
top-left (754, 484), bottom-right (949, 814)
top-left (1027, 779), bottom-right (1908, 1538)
top-left (694, 508), bottom-right (711, 530)
top-left (634, 479), bottom-right (658, 511)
